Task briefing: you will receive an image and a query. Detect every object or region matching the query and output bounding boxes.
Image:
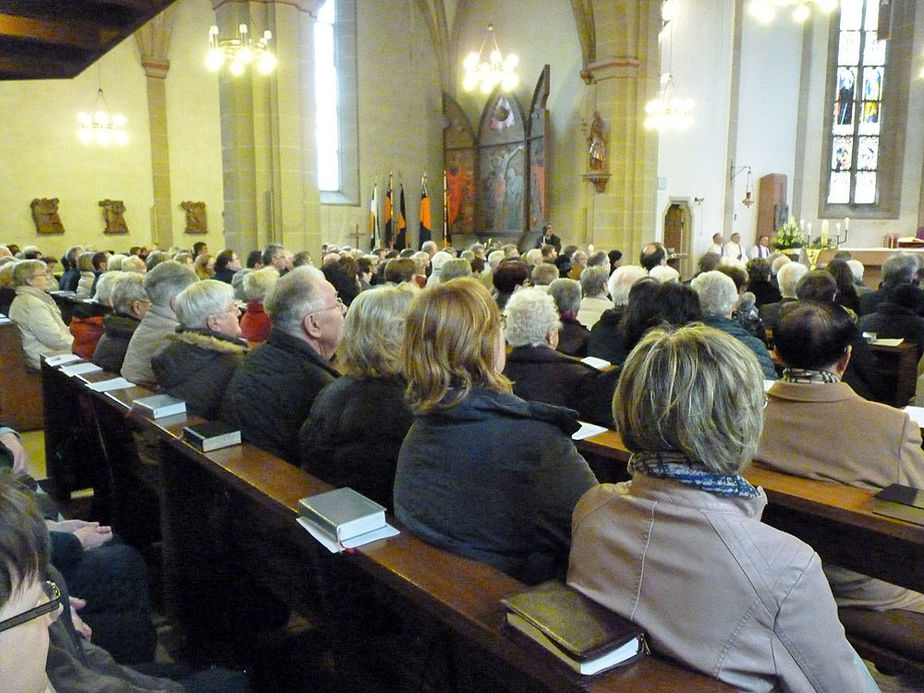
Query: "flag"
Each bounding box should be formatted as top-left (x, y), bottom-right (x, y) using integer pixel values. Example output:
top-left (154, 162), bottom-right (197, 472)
top-left (384, 172), bottom-right (394, 248)
top-left (442, 169), bottom-right (452, 247)
top-left (419, 175), bottom-right (431, 248)
top-left (369, 180), bottom-right (378, 250)
top-left (395, 184), bottom-right (408, 251)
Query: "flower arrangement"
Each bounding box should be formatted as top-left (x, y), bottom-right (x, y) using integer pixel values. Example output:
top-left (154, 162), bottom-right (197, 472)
top-left (772, 217), bottom-right (807, 251)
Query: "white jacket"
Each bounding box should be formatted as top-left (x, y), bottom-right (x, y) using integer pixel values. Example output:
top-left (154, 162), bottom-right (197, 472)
top-left (9, 285), bottom-right (73, 369)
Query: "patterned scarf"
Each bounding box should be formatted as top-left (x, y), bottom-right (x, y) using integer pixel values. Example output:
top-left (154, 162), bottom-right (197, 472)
top-left (780, 368), bottom-right (841, 384)
top-left (629, 451), bottom-right (759, 498)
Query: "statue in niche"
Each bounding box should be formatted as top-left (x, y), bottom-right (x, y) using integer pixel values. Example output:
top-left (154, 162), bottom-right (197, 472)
top-left (30, 198), bottom-right (64, 234)
top-left (181, 201), bottom-right (207, 235)
top-left (99, 199), bottom-right (128, 235)
top-left (587, 111), bottom-right (606, 172)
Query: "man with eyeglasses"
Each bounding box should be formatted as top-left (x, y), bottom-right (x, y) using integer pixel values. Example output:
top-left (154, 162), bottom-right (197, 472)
top-left (222, 266), bottom-right (343, 463)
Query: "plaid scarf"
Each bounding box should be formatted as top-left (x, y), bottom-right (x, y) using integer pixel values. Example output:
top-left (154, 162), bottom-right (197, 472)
top-left (629, 451), bottom-right (760, 498)
top-left (780, 368), bottom-right (841, 384)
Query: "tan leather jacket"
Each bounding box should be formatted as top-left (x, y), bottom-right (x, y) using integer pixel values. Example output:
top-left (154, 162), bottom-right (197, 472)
top-left (568, 477), bottom-right (870, 692)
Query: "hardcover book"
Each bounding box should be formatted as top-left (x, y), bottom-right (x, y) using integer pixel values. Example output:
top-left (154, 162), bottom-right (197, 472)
top-left (182, 421), bottom-right (241, 452)
top-left (298, 487), bottom-right (386, 543)
top-left (500, 580), bottom-right (647, 676)
top-left (132, 394), bottom-right (186, 419)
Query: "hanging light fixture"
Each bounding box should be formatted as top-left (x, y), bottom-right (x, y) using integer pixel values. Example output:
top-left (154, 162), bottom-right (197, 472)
top-left (731, 164), bottom-right (755, 207)
top-left (462, 24), bottom-right (519, 94)
top-left (206, 23), bottom-right (277, 76)
top-left (644, 1), bottom-right (694, 131)
top-left (77, 66), bottom-right (127, 145)
top-left (747, 0), bottom-right (839, 25)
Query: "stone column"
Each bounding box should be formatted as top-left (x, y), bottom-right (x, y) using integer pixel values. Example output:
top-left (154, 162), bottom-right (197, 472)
top-left (579, 0), bottom-right (661, 262)
top-left (212, 0), bottom-right (322, 257)
top-left (135, 9), bottom-right (176, 249)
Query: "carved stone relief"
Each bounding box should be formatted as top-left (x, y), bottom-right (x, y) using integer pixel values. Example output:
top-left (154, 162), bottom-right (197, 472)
top-left (181, 201), bottom-right (207, 234)
top-left (99, 199), bottom-right (129, 234)
top-left (31, 198), bottom-right (64, 234)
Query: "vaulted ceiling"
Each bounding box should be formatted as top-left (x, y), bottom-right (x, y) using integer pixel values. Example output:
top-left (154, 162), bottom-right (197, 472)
top-left (0, 0), bottom-right (177, 80)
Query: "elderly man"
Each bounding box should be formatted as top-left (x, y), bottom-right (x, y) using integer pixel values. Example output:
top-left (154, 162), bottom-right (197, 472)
top-left (756, 301), bottom-right (924, 655)
top-left (567, 250), bottom-right (588, 280)
top-left (547, 278), bottom-right (588, 357)
top-left (121, 261), bottom-right (197, 387)
top-left (221, 267), bottom-right (343, 463)
top-left (691, 270), bottom-right (776, 378)
top-left (261, 243), bottom-right (289, 273)
top-left (859, 252), bottom-right (922, 316)
top-left (639, 242), bottom-right (666, 272)
top-left (502, 288), bottom-right (615, 426)
top-left (576, 266), bottom-right (613, 329)
top-left (759, 261), bottom-right (808, 333)
top-left (708, 232), bottom-right (724, 256)
top-left (723, 232), bottom-right (745, 261)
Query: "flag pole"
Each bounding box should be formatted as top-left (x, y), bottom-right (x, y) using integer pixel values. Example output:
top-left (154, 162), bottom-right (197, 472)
top-left (442, 169), bottom-right (449, 248)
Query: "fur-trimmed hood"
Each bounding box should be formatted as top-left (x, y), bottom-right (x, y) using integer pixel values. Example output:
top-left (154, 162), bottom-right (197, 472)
top-left (166, 328), bottom-right (249, 355)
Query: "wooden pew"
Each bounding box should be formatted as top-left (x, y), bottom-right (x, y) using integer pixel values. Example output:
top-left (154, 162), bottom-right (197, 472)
top-left (0, 319), bottom-right (44, 430)
top-left (870, 341), bottom-right (918, 408)
top-left (48, 366), bottom-right (730, 691)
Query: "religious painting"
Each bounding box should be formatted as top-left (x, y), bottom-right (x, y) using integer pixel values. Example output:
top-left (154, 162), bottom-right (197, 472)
top-left (30, 197), bottom-right (64, 234)
top-left (442, 94), bottom-right (477, 237)
top-left (181, 201), bottom-right (207, 234)
top-left (476, 90), bottom-right (526, 237)
top-left (99, 199), bottom-right (128, 234)
top-left (526, 65), bottom-right (550, 242)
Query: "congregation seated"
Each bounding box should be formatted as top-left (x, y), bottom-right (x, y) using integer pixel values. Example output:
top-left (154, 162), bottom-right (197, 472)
top-left (567, 324), bottom-right (877, 691)
top-left (74, 252), bottom-right (96, 299)
top-left (393, 278), bottom-right (597, 585)
top-left (692, 270), bottom-right (777, 378)
top-left (121, 261), bottom-right (197, 387)
top-left (826, 258), bottom-right (862, 314)
top-left (239, 266), bottom-right (279, 343)
top-left (745, 257), bottom-right (781, 307)
top-left (491, 258), bottom-right (529, 310)
top-left (575, 265), bottom-right (613, 329)
top-left (152, 280), bottom-right (249, 419)
top-left (858, 282), bottom-right (924, 359)
top-left (221, 267), bottom-right (342, 463)
top-left (547, 278), bottom-right (589, 357)
top-left (212, 248), bottom-right (240, 284)
top-left (502, 287), bottom-right (616, 426)
top-left (93, 273), bottom-right (149, 373)
top-left (859, 252), bottom-right (923, 316)
top-left (299, 285), bottom-right (414, 510)
top-left (59, 244), bottom-right (84, 292)
top-left (68, 273), bottom-right (115, 360)
top-left (586, 265), bottom-right (648, 363)
top-left (759, 260), bottom-right (807, 333)
top-left (8, 259), bottom-right (72, 369)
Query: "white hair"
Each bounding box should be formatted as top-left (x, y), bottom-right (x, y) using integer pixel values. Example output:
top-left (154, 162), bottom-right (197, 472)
top-left (690, 270), bottom-right (739, 317)
top-left (846, 259), bottom-right (865, 283)
top-left (524, 248), bottom-right (543, 267)
top-left (487, 250), bottom-right (505, 270)
top-left (110, 273), bottom-right (147, 315)
top-left (607, 265), bottom-right (649, 306)
top-left (175, 279), bottom-right (235, 329)
top-left (107, 254), bottom-right (127, 271)
top-left (648, 265), bottom-right (680, 284)
top-left (777, 262), bottom-right (809, 298)
top-left (243, 266), bottom-right (280, 303)
top-left (94, 271), bottom-right (123, 306)
top-left (121, 256), bottom-right (146, 274)
top-left (504, 287), bottom-right (561, 347)
top-left (770, 255), bottom-right (791, 275)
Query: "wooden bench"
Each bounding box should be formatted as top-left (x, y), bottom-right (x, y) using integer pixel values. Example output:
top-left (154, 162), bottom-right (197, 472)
top-left (0, 319), bottom-right (43, 430)
top-left (42, 365), bottom-right (730, 691)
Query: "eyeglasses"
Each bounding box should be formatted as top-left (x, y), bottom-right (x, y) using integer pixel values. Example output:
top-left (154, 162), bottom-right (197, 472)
top-left (311, 297), bottom-right (346, 314)
top-left (0, 580), bottom-right (61, 633)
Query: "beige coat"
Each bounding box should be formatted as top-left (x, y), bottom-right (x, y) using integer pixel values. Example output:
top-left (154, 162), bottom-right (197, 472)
top-left (756, 379), bottom-right (924, 612)
top-left (568, 478), bottom-right (870, 692)
top-left (8, 285), bottom-right (72, 369)
top-left (120, 304), bottom-right (179, 388)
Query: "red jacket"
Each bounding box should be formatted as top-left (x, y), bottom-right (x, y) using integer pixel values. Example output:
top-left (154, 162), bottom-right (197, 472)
top-left (240, 301), bottom-right (271, 343)
top-left (69, 315), bottom-right (104, 359)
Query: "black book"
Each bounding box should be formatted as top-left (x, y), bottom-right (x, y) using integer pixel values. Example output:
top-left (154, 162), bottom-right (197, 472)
top-left (873, 483), bottom-right (924, 526)
top-left (182, 421), bottom-right (241, 452)
top-left (500, 580), bottom-right (647, 676)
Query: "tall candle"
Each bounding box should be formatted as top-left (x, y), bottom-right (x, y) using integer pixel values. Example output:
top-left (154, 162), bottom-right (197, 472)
top-left (800, 218), bottom-right (805, 230)
top-left (807, 222), bottom-right (812, 237)
top-left (844, 217), bottom-right (850, 231)
top-left (820, 220), bottom-right (829, 246)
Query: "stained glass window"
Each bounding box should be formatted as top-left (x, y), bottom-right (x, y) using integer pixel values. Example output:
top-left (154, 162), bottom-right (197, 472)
top-left (827, 0), bottom-right (885, 205)
top-left (316, 0), bottom-right (340, 192)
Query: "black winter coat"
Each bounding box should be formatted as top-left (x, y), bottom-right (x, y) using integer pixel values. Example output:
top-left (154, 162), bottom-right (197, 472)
top-left (92, 313), bottom-right (141, 373)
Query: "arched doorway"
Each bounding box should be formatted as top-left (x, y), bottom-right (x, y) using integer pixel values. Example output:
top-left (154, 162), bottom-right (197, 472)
top-left (663, 201), bottom-right (692, 280)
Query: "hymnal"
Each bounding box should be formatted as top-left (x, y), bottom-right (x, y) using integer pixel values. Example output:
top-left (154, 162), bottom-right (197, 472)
top-left (45, 353), bottom-right (82, 366)
top-left (132, 394), bottom-right (186, 419)
top-left (873, 483), bottom-right (924, 526)
top-left (85, 376), bottom-right (135, 392)
top-left (500, 581), bottom-right (647, 676)
top-left (298, 487), bottom-right (386, 543)
top-left (61, 362), bottom-right (102, 377)
top-left (182, 421), bottom-right (241, 452)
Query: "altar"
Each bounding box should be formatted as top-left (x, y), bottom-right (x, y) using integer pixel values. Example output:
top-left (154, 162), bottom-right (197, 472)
top-left (816, 247), bottom-right (924, 289)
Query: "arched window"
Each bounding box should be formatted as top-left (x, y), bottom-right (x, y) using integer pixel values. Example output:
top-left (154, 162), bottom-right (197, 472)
top-left (315, 0), bottom-right (358, 203)
top-left (822, 0), bottom-right (911, 218)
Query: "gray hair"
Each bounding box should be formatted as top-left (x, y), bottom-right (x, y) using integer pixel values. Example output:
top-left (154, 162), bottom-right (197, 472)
top-left (145, 250), bottom-right (168, 271)
top-left (262, 243), bottom-right (285, 267)
top-left (110, 273), bottom-right (148, 315)
top-left (421, 240), bottom-right (438, 255)
top-left (175, 279), bottom-right (234, 329)
top-left (523, 248), bottom-right (543, 267)
top-left (616, 324), bottom-right (765, 475)
top-left (608, 265), bottom-right (649, 306)
top-left (487, 250), bottom-right (505, 270)
top-left (12, 259), bottom-right (44, 286)
top-left (882, 253), bottom-right (918, 284)
top-left (770, 255), bottom-right (791, 275)
top-left (266, 266), bottom-right (327, 334)
top-left (430, 251), bottom-right (452, 275)
top-left (580, 266), bottom-right (610, 297)
top-left (243, 266), bottom-right (280, 303)
top-left (107, 254), bottom-right (126, 271)
top-left (548, 278), bottom-right (582, 315)
top-left (648, 265), bottom-right (680, 284)
top-left (64, 245), bottom-right (84, 266)
top-left (94, 271), bottom-right (123, 306)
top-left (144, 260), bottom-right (197, 307)
top-left (439, 259), bottom-right (472, 283)
top-left (777, 262), bottom-right (809, 298)
top-left (121, 256), bottom-right (146, 274)
top-left (530, 263), bottom-right (559, 286)
top-left (337, 286), bottom-right (413, 378)
top-left (846, 259), bottom-right (865, 283)
top-left (587, 250), bottom-right (609, 268)
top-left (504, 288), bottom-right (561, 347)
top-left (690, 270), bottom-right (738, 316)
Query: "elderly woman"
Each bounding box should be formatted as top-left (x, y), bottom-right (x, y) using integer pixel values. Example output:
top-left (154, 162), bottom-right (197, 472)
top-left (299, 286), bottom-right (414, 509)
top-left (393, 278), bottom-right (597, 584)
top-left (502, 287), bottom-right (615, 426)
top-left (547, 278), bottom-right (588, 357)
top-left (151, 279), bottom-right (247, 418)
top-left (567, 325), bottom-right (877, 691)
top-left (92, 273), bottom-right (149, 372)
top-left (193, 253), bottom-right (214, 280)
top-left (75, 252), bottom-right (96, 298)
top-left (8, 259), bottom-right (72, 369)
top-left (240, 267), bottom-right (279, 343)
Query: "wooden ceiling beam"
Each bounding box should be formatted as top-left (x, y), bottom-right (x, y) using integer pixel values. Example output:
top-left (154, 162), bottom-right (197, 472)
top-left (0, 14), bottom-right (120, 50)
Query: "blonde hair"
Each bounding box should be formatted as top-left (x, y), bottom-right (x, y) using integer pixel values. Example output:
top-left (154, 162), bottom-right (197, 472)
top-left (615, 323), bottom-right (764, 474)
top-left (338, 286), bottom-right (413, 378)
top-left (404, 277), bottom-right (511, 413)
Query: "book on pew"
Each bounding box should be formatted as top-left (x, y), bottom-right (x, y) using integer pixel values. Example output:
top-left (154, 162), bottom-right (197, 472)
top-left (60, 361), bottom-right (103, 377)
top-left (873, 484), bottom-right (924, 526)
top-left (84, 376), bottom-right (135, 392)
top-left (182, 421), bottom-right (241, 452)
top-left (132, 394), bottom-right (186, 419)
top-left (45, 353), bottom-right (82, 366)
top-left (580, 356), bottom-right (611, 370)
top-left (500, 580), bottom-right (648, 676)
top-left (297, 487), bottom-right (399, 552)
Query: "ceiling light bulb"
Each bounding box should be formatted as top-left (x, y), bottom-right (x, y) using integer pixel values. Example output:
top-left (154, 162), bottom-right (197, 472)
top-left (792, 4), bottom-right (810, 23)
top-left (230, 60), bottom-right (245, 76)
top-left (206, 48), bottom-right (225, 71)
top-left (256, 52), bottom-right (277, 75)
